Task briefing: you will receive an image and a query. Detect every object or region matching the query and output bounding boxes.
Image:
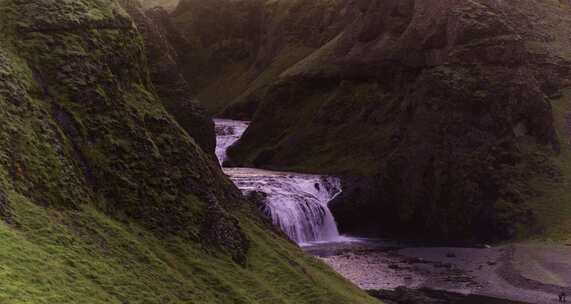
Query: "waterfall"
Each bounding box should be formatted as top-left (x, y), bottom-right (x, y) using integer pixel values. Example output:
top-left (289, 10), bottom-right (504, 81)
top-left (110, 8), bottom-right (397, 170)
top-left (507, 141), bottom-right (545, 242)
top-left (215, 119), bottom-right (343, 245)
top-left (214, 119), bottom-right (249, 165)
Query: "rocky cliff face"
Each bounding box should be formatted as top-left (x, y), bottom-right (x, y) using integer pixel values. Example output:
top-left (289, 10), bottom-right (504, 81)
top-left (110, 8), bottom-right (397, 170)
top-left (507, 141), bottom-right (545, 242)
top-left (0, 1), bottom-right (376, 303)
top-left (7, 0), bottom-right (231, 240)
top-left (119, 0), bottom-right (216, 156)
top-left (171, 0), bottom-right (571, 241)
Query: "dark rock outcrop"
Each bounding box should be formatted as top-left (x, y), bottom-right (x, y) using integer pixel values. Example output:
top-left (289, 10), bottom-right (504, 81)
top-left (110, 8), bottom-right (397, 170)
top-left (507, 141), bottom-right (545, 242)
top-left (200, 199), bottom-right (250, 265)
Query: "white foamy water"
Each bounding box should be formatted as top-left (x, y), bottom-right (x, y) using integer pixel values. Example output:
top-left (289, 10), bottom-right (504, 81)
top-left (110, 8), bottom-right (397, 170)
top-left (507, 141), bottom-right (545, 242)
top-left (214, 119), bottom-right (249, 165)
top-left (215, 119), bottom-right (346, 245)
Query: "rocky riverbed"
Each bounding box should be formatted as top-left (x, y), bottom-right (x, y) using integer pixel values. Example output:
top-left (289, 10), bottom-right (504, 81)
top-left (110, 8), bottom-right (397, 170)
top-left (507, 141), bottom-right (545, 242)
top-left (306, 242), bottom-right (571, 304)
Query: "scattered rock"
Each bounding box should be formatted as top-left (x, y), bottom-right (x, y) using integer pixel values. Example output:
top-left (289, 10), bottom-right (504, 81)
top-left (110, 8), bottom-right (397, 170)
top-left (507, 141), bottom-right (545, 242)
top-left (200, 201), bottom-right (250, 265)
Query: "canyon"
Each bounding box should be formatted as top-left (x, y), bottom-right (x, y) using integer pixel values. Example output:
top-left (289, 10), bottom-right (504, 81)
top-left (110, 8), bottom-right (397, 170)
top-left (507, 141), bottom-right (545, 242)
top-left (0, 0), bottom-right (570, 303)
top-left (169, 0), bottom-right (571, 242)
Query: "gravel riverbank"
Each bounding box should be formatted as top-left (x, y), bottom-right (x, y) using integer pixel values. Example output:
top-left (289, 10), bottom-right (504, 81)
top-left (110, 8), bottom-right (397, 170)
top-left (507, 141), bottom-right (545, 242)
top-left (309, 242), bottom-right (571, 303)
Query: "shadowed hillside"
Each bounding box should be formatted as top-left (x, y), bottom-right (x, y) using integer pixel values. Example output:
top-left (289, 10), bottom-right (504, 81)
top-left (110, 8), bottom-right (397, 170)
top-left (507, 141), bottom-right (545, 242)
top-left (169, 0), bottom-right (571, 242)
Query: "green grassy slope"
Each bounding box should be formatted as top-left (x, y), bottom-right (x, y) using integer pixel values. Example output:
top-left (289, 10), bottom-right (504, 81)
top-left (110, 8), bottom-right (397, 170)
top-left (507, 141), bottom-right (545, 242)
top-left (0, 0), bottom-right (378, 303)
top-left (0, 199), bottom-right (375, 304)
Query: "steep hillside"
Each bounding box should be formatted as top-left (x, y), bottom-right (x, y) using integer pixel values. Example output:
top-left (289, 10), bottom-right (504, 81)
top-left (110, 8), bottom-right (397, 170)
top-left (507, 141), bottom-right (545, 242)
top-left (169, 0), bottom-right (354, 115)
top-left (0, 1), bottom-right (378, 303)
top-left (201, 0), bottom-right (571, 241)
top-left (120, 0), bottom-right (216, 156)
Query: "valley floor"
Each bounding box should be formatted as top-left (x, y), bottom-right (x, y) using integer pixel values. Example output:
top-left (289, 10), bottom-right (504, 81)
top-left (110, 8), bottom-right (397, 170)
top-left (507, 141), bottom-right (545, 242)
top-left (310, 242), bottom-right (571, 304)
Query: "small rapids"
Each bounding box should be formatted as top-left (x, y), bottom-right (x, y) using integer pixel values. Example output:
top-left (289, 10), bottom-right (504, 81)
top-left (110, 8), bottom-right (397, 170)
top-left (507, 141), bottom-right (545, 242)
top-left (214, 119), bottom-right (249, 165)
top-left (215, 119), bottom-right (345, 245)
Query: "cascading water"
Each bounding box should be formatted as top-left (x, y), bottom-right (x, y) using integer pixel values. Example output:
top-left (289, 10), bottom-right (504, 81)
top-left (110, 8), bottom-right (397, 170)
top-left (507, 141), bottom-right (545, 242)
top-left (215, 119), bottom-right (344, 245)
top-left (214, 119), bottom-right (249, 166)
top-left (226, 168), bottom-right (342, 244)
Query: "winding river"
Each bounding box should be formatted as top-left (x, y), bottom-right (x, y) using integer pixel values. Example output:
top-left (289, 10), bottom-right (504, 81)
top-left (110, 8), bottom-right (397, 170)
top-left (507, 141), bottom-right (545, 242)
top-left (215, 119), bottom-right (346, 245)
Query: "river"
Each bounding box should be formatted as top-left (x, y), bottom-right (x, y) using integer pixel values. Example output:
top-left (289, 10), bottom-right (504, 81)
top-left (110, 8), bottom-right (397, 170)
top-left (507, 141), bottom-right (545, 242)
top-left (214, 118), bottom-right (556, 304)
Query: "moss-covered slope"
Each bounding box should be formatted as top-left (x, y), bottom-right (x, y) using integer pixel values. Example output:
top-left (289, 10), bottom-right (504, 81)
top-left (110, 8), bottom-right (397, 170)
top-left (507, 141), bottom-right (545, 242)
top-left (0, 1), bottom-right (377, 303)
